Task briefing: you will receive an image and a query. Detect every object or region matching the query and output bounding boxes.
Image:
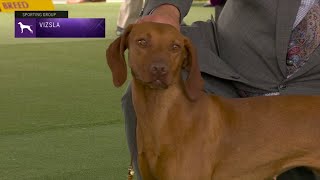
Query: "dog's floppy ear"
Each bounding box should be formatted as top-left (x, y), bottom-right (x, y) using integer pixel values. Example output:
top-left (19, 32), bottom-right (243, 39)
top-left (106, 24), bottom-right (133, 87)
top-left (183, 38), bottom-right (204, 101)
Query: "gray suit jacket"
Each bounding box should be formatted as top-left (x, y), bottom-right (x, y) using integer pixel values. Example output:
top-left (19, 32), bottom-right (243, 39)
top-left (143, 0), bottom-right (320, 96)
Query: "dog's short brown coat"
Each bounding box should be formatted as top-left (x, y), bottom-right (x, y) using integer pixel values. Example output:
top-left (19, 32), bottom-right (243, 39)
top-left (107, 22), bottom-right (320, 180)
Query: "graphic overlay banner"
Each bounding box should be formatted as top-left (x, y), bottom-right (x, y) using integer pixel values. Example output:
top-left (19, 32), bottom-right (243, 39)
top-left (0, 0), bottom-right (54, 12)
top-left (15, 18), bottom-right (105, 38)
top-left (15, 11), bottom-right (68, 18)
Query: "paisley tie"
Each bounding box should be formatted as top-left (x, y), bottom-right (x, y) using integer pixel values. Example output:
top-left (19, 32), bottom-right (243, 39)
top-left (286, 1), bottom-right (320, 77)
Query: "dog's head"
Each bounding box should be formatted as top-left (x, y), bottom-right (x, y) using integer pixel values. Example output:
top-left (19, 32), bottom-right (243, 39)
top-left (106, 22), bottom-right (204, 101)
top-left (18, 22), bottom-right (22, 25)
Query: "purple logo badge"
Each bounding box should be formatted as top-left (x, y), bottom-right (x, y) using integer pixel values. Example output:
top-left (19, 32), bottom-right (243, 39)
top-left (15, 18), bottom-right (37, 38)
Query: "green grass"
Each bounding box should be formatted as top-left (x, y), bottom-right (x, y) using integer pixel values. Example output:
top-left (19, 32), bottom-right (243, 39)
top-left (0, 2), bottom-right (214, 179)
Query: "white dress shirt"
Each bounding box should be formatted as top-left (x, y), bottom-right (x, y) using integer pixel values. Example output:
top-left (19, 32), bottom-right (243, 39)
top-left (293, 0), bottom-right (317, 28)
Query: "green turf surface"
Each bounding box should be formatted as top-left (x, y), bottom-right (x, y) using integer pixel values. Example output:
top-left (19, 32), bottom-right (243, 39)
top-left (0, 2), bottom-right (214, 179)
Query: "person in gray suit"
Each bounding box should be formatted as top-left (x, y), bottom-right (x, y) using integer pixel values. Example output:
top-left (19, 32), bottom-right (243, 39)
top-left (121, 0), bottom-right (320, 179)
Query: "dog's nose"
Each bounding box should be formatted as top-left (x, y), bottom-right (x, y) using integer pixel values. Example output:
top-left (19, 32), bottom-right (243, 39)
top-left (150, 62), bottom-right (168, 75)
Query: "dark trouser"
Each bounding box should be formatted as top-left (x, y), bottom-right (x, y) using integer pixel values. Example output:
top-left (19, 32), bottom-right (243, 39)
top-left (121, 73), bottom-right (319, 180)
top-left (121, 84), bottom-right (141, 179)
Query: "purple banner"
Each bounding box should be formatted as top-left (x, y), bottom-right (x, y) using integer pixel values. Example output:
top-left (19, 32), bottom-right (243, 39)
top-left (15, 18), bottom-right (105, 38)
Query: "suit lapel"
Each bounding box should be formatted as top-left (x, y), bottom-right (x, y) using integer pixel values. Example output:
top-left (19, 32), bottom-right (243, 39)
top-left (276, 0), bottom-right (301, 77)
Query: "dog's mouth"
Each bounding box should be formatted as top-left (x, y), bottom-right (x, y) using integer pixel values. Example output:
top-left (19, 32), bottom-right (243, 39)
top-left (147, 79), bottom-right (168, 89)
top-left (131, 70), bottom-right (169, 89)
top-left (132, 75), bottom-right (169, 89)
top-left (136, 78), bottom-right (168, 89)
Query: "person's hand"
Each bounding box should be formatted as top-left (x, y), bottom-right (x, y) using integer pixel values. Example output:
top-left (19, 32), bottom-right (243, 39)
top-left (137, 4), bottom-right (181, 30)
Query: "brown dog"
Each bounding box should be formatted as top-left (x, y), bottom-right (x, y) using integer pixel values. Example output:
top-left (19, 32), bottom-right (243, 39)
top-left (106, 22), bottom-right (320, 180)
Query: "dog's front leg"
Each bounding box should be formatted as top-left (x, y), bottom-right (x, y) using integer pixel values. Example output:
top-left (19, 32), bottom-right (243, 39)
top-left (138, 154), bottom-right (157, 180)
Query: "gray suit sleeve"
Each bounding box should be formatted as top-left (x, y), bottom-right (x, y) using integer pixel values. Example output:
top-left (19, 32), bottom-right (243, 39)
top-left (142, 0), bottom-right (193, 22)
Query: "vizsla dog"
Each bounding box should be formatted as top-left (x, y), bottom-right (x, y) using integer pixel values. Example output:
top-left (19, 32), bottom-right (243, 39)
top-left (106, 22), bottom-right (320, 180)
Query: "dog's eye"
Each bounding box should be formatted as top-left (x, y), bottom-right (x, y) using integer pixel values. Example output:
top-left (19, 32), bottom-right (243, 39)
top-left (137, 39), bottom-right (147, 47)
top-left (171, 44), bottom-right (181, 51)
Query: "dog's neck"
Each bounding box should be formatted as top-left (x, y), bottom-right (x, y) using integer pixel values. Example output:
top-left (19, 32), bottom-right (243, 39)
top-left (131, 78), bottom-right (191, 137)
top-left (132, 77), bottom-right (204, 146)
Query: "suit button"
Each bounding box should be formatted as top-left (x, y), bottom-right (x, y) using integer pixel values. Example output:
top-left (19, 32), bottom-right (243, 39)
top-left (279, 84), bottom-right (287, 90)
top-left (286, 60), bottom-right (294, 66)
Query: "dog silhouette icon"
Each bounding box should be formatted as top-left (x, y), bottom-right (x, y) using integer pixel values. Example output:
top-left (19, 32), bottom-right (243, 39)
top-left (17, 22), bottom-right (34, 34)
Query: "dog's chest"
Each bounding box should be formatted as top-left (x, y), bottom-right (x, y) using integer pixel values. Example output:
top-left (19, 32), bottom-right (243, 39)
top-left (138, 150), bottom-right (186, 180)
top-left (138, 142), bottom-right (215, 180)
